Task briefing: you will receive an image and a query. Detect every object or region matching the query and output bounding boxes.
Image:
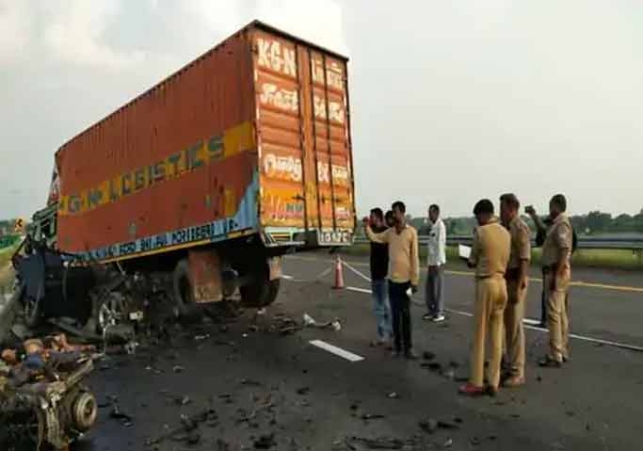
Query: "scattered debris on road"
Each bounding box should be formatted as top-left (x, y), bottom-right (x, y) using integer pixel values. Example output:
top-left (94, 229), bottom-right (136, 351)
top-left (0, 335), bottom-right (98, 450)
top-left (254, 433), bottom-right (277, 449)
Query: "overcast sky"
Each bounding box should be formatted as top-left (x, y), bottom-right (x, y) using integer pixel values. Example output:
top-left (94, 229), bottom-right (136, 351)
top-left (1, 0), bottom-right (642, 219)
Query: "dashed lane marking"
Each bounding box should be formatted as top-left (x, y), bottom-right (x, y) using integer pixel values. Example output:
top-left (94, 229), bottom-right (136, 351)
top-left (309, 339), bottom-right (365, 362)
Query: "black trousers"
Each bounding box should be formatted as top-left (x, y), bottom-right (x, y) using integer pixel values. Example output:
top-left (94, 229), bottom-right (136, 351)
top-left (388, 281), bottom-right (412, 353)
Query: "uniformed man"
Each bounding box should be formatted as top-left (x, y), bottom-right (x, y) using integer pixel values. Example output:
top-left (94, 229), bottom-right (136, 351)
top-left (459, 199), bottom-right (510, 396)
top-left (529, 207), bottom-right (578, 328)
top-left (536, 194), bottom-right (573, 367)
top-left (499, 194), bottom-right (531, 387)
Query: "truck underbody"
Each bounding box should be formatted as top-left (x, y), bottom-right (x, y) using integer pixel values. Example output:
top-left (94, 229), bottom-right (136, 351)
top-left (8, 204), bottom-right (346, 338)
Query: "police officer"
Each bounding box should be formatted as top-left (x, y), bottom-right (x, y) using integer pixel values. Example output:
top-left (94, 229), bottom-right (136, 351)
top-left (499, 194), bottom-right (531, 387)
top-left (533, 194), bottom-right (573, 367)
top-left (459, 199), bottom-right (510, 396)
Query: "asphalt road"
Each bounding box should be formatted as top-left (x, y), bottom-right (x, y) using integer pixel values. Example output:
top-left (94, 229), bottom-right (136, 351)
top-left (79, 253), bottom-right (643, 451)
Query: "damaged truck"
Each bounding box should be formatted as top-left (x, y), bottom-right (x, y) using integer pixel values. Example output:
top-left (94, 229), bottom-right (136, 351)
top-left (9, 21), bottom-right (356, 335)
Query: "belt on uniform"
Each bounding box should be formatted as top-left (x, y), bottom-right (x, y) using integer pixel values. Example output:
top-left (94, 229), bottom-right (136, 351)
top-left (476, 273), bottom-right (505, 280)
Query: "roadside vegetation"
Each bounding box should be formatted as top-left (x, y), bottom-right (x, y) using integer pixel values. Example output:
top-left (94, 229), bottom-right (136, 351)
top-left (0, 246), bottom-right (17, 293)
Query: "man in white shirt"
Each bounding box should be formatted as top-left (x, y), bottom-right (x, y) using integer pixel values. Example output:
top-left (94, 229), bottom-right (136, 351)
top-left (423, 204), bottom-right (447, 322)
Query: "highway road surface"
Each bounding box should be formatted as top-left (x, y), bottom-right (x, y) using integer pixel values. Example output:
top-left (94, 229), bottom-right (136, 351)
top-left (68, 254), bottom-right (643, 449)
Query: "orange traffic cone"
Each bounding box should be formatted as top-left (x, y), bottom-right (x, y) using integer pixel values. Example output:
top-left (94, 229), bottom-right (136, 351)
top-left (333, 256), bottom-right (345, 290)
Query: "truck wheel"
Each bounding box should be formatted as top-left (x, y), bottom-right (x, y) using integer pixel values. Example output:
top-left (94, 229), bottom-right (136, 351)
top-left (172, 259), bottom-right (200, 319)
top-left (266, 279), bottom-right (280, 305)
top-left (22, 295), bottom-right (42, 329)
top-left (239, 267), bottom-right (280, 308)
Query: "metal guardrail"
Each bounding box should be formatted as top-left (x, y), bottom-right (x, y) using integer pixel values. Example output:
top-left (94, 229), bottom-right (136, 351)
top-left (355, 235), bottom-right (643, 250)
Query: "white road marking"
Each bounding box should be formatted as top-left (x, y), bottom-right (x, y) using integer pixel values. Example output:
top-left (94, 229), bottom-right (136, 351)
top-left (281, 275), bottom-right (294, 280)
top-left (341, 260), bottom-right (372, 283)
top-left (342, 285), bottom-right (643, 354)
top-left (309, 339), bottom-right (364, 362)
top-left (282, 272), bottom-right (643, 353)
top-left (445, 308), bottom-right (473, 318)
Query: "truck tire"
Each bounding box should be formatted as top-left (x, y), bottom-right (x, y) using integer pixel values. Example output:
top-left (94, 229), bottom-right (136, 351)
top-left (172, 259), bottom-right (200, 319)
top-left (239, 267), bottom-right (280, 308)
top-left (22, 294), bottom-right (42, 329)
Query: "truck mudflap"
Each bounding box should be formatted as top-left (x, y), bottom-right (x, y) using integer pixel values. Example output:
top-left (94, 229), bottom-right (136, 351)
top-left (188, 249), bottom-right (223, 304)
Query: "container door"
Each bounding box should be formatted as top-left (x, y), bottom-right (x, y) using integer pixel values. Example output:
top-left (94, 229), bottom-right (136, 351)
top-left (252, 29), bottom-right (355, 241)
top-left (253, 30), bottom-right (308, 233)
top-left (306, 50), bottom-right (355, 238)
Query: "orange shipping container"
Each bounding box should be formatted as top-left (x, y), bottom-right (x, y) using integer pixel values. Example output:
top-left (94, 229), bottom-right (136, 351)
top-left (52, 21), bottom-right (356, 269)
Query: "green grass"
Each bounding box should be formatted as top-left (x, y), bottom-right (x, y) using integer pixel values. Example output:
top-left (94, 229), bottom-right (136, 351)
top-left (0, 247), bottom-right (14, 268)
top-left (340, 245), bottom-right (643, 271)
top-left (0, 246), bottom-right (17, 291)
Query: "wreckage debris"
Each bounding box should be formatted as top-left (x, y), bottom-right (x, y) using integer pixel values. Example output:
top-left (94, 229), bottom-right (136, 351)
top-left (0, 336), bottom-right (98, 450)
top-left (109, 402), bottom-right (134, 426)
top-left (343, 436), bottom-right (408, 450)
top-left (423, 351), bottom-right (436, 361)
top-left (254, 433), bottom-right (277, 449)
top-left (296, 386), bottom-right (311, 395)
top-left (303, 313), bottom-right (342, 331)
top-left (145, 409), bottom-right (218, 447)
top-left (361, 413), bottom-right (386, 420)
top-left (421, 362), bottom-right (443, 372)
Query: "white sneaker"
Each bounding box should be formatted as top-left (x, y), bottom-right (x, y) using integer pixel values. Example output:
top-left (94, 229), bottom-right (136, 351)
top-left (432, 315), bottom-right (446, 323)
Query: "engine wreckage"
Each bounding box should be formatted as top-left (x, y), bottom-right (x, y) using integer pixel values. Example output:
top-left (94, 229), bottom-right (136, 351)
top-left (0, 336), bottom-right (97, 450)
top-left (0, 238), bottom-right (177, 450)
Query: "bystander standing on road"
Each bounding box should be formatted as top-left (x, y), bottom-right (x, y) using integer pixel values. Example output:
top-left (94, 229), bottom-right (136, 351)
top-left (368, 208), bottom-right (392, 347)
top-left (530, 195), bottom-right (573, 367)
top-left (530, 207), bottom-right (578, 329)
top-left (499, 194), bottom-right (531, 387)
top-left (423, 204), bottom-right (447, 322)
top-left (385, 210), bottom-right (395, 228)
top-left (364, 201), bottom-right (420, 359)
top-left (460, 199), bottom-right (510, 396)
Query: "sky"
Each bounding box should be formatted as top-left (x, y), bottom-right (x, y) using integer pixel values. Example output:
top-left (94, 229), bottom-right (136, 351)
top-left (1, 0), bottom-right (642, 219)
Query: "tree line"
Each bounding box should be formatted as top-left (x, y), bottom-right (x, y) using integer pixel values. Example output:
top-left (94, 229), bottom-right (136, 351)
top-left (411, 210), bottom-right (643, 237)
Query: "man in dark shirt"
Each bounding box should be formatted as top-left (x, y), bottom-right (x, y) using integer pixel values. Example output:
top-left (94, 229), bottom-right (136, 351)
top-left (368, 208), bottom-right (392, 346)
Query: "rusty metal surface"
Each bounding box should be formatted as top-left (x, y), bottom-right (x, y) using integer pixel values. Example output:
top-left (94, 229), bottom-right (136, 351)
top-left (253, 28), bottom-right (355, 234)
top-left (54, 22), bottom-right (356, 263)
top-left (56, 30), bottom-right (258, 260)
top-left (188, 249), bottom-right (223, 303)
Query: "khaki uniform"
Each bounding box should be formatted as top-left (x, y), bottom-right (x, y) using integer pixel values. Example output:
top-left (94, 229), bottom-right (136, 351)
top-left (504, 216), bottom-right (531, 378)
top-left (541, 214), bottom-right (573, 362)
top-left (468, 219), bottom-right (511, 389)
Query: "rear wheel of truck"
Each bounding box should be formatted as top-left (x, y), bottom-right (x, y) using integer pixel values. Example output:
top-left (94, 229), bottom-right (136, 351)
top-left (22, 294), bottom-right (42, 329)
top-left (172, 259), bottom-right (201, 319)
top-left (239, 264), bottom-right (280, 308)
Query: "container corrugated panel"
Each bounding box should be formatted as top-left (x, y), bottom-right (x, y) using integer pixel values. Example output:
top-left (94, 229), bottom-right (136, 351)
top-left (55, 22), bottom-right (355, 263)
top-left (251, 27), bottom-right (355, 241)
